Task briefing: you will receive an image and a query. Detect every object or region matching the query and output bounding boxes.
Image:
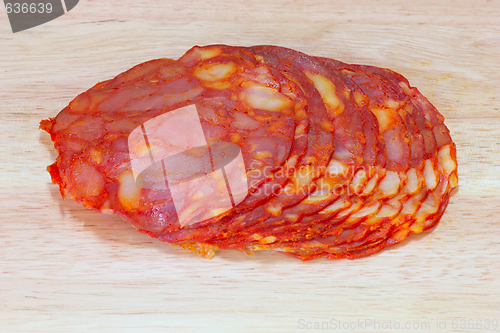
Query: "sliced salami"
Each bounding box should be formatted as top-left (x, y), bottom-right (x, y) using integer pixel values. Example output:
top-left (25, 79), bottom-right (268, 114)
top-left (41, 44), bottom-right (458, 261)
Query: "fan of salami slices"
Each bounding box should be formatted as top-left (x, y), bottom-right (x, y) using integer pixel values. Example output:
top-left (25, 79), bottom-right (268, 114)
top-left (40, 45), bottom-right (458, 260)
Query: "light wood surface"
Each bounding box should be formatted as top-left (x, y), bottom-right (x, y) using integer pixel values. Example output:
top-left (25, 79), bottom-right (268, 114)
top-left (1, 1), bottom-right (499, 332)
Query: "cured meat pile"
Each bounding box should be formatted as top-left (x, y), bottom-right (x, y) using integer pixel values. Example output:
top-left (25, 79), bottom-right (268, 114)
top-left (40, 45), bottom-right (458, 260)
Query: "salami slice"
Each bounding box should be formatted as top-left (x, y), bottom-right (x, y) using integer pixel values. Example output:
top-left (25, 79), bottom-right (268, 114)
top-left (262, 68), bottom-right (457, 260)
top-left (41, 45), bottom-right (308, 234)
top-left (204, 59), bottom-right (416, 250)
top-left (193, 60), bottom-right (453, 259)
top-left (282, 60), bottom-right (426, 238)
top-left (41, 44), bottom-right (457, 261)
top-left (205, 45), bottom-right (371, 240)
top-left (334, 70), bottom-right (457, 258)
top-left (149, 45), bottom-right (341, 245)
top-left (194, 51), bottom-right (385, 249)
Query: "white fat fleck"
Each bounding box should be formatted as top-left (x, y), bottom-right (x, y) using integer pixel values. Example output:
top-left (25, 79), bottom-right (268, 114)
top-left (424, 159), bottom-right (438, 190)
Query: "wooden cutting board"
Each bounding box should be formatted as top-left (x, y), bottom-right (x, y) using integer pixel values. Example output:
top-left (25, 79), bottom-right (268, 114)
top-left (1, 1), bottom-right (499, 332)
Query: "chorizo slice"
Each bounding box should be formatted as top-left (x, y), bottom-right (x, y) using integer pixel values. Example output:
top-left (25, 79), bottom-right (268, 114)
top-left (336, 65), bottom-right (438, 234)
top-left (41, 45), bottom-right (309, 234)
top-left (151, 45), bottom-right (343, 245)
top-left (315, 63), bottom-right (430, 230)
top-left (204, 61), bottom-right (452, 259)
top-left (200, 59), bottom-right (385, 248)
top-left (205, 46), bottom-right (376, 241)
top-left (290, 66), bottom-right (434, 257)
top-left (266, 60), bottom-right (416, 246)
top-left (41, 45), bottom-right (458, 261)
top-left (152, 59), bottom-right (455, 260)
top-left (288, 61), bottom-right (426, 236)
top-left (268, 72), bottom-right (457, 260)
top-left (329, 72), bottom-right (457, 258)
top-left (161, 45), bottom-right (384, 248)
top-left (213, 61), bottom-right (414, 249)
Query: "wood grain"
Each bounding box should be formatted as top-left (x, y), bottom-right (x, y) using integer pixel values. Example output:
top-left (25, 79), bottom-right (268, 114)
top-left (1, 1), bottom-right (499, 332)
